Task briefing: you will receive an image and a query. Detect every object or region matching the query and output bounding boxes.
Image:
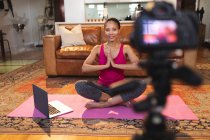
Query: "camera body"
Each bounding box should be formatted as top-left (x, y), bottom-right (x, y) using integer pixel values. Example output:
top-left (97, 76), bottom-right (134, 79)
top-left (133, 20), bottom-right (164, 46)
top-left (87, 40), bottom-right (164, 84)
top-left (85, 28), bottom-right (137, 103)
top-left (131, 1), bottom-right (199, 52)
top-left (128, 2), bottom-right (202, 140)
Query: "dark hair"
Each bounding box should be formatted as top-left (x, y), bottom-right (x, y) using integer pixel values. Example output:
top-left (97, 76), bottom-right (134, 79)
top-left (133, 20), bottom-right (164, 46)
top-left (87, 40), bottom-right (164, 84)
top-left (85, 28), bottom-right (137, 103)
top-left (104, 18), bottom-right (121, 29)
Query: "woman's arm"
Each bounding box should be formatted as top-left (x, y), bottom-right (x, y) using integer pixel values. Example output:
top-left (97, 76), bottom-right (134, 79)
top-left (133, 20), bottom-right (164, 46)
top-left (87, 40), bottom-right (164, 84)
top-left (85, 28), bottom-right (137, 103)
top-left (82, 45), bottom-right (110, 72)
top-left (111, 45), bottom-right (141, 70)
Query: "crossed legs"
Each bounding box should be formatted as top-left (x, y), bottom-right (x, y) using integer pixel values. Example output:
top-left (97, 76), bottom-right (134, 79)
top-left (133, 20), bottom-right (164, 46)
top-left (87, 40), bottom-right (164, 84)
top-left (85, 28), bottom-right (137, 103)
top-left (75, 80), bottom-right (146, 109)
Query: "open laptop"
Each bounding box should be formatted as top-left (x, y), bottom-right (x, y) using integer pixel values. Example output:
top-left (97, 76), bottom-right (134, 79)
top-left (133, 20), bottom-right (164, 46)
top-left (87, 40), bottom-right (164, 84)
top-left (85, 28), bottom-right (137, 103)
top-left (32, 84), bottom-right (73, 118)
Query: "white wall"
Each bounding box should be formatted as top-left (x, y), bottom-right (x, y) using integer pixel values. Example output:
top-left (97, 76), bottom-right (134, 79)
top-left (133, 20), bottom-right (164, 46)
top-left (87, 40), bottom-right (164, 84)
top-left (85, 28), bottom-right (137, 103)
top-left (28, 0), bottom-right (46, 46)
top-left (0, 0), bottom-right (45, 54)
top-left (197, 0), bottom-right (210, 41)
top-left (64, 0), bottom-right (85, 23)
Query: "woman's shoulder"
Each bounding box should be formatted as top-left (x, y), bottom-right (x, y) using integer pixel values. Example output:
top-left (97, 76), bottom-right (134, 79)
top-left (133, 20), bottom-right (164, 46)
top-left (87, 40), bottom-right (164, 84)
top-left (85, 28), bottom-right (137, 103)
top-left (93, 44), bottom-right (101, 49)
top-left (123, 44), bottom-right (133, 51)
top-left (122, 44), bottom-right (138, 56)
top-left (91, 44), bottom-right (103, 53)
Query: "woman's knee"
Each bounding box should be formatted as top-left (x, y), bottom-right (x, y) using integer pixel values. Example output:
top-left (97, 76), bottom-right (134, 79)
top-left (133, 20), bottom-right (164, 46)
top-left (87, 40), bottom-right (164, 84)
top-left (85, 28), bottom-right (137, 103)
top-left (75, 80), bottom-right (102, 101)
top-left (121, 82), bottom-right (147, 101)
top-left (134, 83), bottom-right (147, 98)
top-left (75, 80), bottom-right (88, 95)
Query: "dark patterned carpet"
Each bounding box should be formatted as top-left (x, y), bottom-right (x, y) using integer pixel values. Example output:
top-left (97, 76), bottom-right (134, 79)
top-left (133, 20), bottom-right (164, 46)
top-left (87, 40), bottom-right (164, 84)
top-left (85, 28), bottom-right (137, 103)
top-left (0, 61), bottom-right (209, 137)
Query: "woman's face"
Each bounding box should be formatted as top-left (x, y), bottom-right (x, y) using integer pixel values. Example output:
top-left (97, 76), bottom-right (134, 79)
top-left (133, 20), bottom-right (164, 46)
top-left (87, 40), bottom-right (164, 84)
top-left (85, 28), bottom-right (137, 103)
top-left (104, 21), bottom-right (120, 42)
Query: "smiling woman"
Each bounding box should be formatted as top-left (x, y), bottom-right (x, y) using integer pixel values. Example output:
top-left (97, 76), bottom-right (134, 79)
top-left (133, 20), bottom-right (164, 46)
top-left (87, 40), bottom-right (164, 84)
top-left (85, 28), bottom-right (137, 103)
top-left (75, 18), bottom-right (147, 109)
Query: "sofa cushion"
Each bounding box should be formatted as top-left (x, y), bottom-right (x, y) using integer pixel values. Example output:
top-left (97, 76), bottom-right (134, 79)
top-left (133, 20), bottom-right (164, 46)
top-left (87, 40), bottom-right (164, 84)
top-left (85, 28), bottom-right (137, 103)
top-left (65, 26), bottom-right (101, 46)
top-left (82, 27), bottom-right (101, 45)
top-left (119, 26), bottom-right (134, 44)
top-left (59, 25), bottom-right (86, 47)
top-left (56, 45), bottom-right (94, 59)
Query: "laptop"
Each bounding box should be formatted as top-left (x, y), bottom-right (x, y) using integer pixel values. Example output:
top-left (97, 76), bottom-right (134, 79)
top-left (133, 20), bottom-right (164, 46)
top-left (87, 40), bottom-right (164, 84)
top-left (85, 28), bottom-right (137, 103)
top-left (32, 84), bottom-right (73, 118)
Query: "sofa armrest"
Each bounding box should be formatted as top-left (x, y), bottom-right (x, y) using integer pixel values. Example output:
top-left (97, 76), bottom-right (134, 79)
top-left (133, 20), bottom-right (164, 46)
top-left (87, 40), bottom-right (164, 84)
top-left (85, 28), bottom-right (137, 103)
top-left (43, 35), bottom-right (61, 76)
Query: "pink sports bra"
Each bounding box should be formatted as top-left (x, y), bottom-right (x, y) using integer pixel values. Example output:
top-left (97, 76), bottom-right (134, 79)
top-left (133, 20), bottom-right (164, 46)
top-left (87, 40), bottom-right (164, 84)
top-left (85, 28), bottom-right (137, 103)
top-left (98, 44), bottom-right (126, 87)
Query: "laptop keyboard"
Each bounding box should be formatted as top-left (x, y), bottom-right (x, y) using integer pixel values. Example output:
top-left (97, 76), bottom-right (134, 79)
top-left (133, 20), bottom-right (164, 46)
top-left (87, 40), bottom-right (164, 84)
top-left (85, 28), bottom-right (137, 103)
top-left (48, 104), bottom-right (61, 115)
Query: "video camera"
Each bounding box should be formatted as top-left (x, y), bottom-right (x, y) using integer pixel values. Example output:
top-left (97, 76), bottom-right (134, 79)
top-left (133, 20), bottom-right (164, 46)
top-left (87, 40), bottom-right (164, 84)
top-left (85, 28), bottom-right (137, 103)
top-left (108, 2), bottom-right (201, 140)
top-left (128, 2), bottom-right (202, 140)
top-left (131, 1), bottom-right (199, 52)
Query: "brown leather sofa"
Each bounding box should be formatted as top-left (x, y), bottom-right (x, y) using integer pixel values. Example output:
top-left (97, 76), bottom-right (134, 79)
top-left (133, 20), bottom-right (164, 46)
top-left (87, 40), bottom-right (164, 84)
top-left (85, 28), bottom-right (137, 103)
top-left (43, 22), bottom-right (197, 77)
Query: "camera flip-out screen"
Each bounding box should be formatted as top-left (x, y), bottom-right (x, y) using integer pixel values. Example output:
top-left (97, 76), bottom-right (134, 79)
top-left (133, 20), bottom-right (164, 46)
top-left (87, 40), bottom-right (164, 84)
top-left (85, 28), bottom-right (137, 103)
top-left (131, 1), bottom-right (198, 52)
top-left (143, 20), bottom-right (178, 45)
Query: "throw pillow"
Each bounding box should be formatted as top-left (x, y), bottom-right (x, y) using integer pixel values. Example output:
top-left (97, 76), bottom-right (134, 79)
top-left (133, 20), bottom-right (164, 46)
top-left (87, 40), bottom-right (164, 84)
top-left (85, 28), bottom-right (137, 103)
top-left (59, 24), bottom-right (86, 48)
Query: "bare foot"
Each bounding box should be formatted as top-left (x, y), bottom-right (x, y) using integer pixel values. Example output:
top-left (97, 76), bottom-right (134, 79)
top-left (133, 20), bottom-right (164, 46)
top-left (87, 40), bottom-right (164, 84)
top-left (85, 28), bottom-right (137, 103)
top-left (85, 101), bottom-right (105, 109)
top-left (121, 100), bottom-right (136, 107)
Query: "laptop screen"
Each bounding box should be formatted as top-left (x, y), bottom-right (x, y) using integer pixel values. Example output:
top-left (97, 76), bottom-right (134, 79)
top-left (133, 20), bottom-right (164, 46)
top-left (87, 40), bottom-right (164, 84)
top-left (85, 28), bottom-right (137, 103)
top-left (32, 84), bottom-right (49, 117)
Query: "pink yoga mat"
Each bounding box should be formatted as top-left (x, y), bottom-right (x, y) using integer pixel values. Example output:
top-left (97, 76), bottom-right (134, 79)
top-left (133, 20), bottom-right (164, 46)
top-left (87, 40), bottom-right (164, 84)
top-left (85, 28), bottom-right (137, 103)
top-left (8, 95), bottom-right (198, 120)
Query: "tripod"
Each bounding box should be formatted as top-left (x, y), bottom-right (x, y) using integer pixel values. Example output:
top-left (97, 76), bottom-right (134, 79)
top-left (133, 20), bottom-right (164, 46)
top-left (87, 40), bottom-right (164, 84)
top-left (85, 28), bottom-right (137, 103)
top-left (132, 50), bottom-right (202, 140)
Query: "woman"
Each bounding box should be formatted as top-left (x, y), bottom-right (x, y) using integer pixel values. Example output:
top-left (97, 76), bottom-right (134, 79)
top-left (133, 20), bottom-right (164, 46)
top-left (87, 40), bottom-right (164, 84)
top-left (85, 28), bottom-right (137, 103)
top-left (75, 18), bottom-right (146, 109)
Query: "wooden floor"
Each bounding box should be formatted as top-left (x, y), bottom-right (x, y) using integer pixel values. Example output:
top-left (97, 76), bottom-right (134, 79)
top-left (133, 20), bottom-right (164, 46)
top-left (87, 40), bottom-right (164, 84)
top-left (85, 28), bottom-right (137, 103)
top-left (1, 47), bottom-right (210, 140)
top-left (0, 134), bottom-right (209, 140)
top-left (0, 46), bottom-right (43, 74)
top-left (0, 135), bottom-right (129, 140)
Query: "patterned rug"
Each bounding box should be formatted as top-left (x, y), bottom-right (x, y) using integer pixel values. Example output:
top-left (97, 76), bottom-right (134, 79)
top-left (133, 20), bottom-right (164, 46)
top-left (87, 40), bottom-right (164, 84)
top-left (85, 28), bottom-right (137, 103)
top-left (0, 61), bottom-right (209, 138)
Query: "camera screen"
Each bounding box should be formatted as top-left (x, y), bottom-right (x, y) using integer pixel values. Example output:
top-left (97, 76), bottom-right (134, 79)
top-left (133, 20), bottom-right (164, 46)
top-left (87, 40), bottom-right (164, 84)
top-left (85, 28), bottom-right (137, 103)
top-left (143, 20), bottom-right (178, 45)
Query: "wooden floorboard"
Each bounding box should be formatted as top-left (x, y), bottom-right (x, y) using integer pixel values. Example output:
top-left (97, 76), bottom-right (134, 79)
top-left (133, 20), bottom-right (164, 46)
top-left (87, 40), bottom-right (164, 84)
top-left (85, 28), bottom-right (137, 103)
top-left (0, 135), bottom-right (209, 140)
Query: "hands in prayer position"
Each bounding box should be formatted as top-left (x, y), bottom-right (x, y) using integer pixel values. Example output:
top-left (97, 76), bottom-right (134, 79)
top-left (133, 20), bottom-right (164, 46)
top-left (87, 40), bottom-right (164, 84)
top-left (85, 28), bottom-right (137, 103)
top-left (105, 46), bottom-right (117, 69)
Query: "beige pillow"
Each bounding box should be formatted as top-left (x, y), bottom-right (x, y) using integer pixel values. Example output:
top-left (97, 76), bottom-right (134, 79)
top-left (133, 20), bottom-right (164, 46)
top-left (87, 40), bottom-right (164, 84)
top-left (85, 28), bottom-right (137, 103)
top-left (59, 24), bottom-right (86, 48)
